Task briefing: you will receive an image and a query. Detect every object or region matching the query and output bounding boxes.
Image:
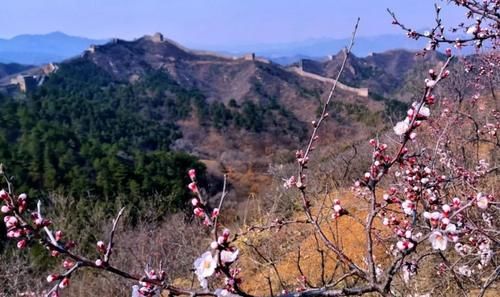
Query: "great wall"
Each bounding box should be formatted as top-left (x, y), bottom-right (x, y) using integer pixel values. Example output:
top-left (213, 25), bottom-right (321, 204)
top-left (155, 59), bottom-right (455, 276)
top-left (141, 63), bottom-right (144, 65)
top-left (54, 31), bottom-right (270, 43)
top-left (1, 32), bottom-right (369, 98)
top-left (289, 65), bottom-right (369, 97)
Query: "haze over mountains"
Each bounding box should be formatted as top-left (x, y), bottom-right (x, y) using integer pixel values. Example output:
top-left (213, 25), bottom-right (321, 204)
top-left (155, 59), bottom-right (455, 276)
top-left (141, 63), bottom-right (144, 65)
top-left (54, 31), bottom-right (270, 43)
top-left (0, 32), bottom-right (108, 65)
top-left (0, 32), bottom-right (433, 65)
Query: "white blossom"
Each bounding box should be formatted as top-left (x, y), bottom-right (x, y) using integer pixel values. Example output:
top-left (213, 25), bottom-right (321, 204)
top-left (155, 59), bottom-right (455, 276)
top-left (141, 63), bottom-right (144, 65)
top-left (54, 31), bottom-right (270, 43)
top-left (220, 249), bottom-right (239, 264)
top-left (194, 251), bottom-right (217, 288)
top-left (429, 231), bottom-right (448, 250)
top-left (476, 193), bottom-right (489, 209)
top-left (394, 119), bottom-right (411, 135)
top-left (457, 265), bottom-right (472, 277)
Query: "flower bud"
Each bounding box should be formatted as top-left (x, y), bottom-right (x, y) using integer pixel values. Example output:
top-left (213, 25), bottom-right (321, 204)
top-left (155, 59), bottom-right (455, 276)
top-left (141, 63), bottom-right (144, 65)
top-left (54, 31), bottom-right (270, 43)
top-left (188, 182), bottom-right (198, 193)
top-left (95, 259), bottom-right (103, 267)
top-left (193, 207), bottom-right (204, 217)
top-left (59, 278), bottom-right (70, 289)
top-left (0, 189), bottom-right (8, 200)
top-left (47, 274), bottom-right (59, 283)
top-left (63, 259), bottom-right (75, 269)
top-left (191, 198), bottom-right (199, 206)
top-left (188, 169), bottom-right (196, 180)
top-left (96, 241), bottom-right (106, 252)
top-left (1, 205), bottom-right (11, 213)
top-left (210, 241), bottom-right (219, 249)
top-left (17, 239), bottom-right (27, 249)
top-left (55, 230), bottom-right (63, 241)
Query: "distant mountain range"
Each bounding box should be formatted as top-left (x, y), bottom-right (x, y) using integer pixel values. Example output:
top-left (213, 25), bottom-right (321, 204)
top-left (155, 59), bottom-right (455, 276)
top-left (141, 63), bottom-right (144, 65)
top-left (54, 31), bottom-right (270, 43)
top-left (0, 31), bottom-right (443, 66)
top-left (0, 32), bottom-right (108, 65)
top-left (196, 34), bottom-right (430, 63)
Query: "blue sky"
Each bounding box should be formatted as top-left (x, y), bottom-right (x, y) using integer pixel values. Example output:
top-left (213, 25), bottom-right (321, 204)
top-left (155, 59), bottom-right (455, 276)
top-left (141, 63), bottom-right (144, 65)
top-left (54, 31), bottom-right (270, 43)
top-left (1, 0), bottom-right (464, 46)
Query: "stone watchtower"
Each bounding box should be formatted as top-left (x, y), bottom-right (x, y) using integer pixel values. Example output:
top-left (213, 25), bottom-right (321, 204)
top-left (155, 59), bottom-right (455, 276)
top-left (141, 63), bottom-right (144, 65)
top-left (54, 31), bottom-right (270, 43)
top-left (151, 33), bottom-right (164, 43)
top-left (243, 53), bottom-right (256, 61)
top-left (11, 75), bottom-right (37, 93)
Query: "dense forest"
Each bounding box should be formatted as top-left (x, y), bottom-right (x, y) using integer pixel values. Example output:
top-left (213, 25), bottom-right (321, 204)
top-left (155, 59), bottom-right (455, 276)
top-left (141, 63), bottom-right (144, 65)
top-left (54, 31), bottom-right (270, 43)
top-left (0, 59), bottom-right (313, 252)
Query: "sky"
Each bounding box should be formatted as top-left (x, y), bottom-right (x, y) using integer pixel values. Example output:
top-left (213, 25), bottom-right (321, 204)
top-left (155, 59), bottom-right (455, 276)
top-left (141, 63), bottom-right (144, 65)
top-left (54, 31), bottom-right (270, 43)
top-left (0, 0), bottom-right (465, 46)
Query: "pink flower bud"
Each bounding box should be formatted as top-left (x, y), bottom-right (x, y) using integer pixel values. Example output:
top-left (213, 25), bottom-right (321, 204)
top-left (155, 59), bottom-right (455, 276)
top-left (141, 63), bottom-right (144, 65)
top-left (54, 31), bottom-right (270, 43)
top-left (95, 259), bottom-right (103, 267)
top-left (59, 278), bottom-right (70, 289)
top-left (96, 241), bottom-right (106, 252)
top-left (7, 229), bottom-right (21, 238)
top-left (51, 250), bottom-right (60, 257)
top-left (18, 200), bottom-right (27, 214)
top-left (222, 228), bottom-right (230, 238)
top-left (55, 230), bottom-right (63, 241)
top-left (193, 207), bottom-right (204, 217)
top-left (445, 48), bottom-right (452, 57)
top-left (210, 241), bottom-right (219, 249)
top-left (18, 193), bottom-right (27, 200)
top-left (0, 189), bottom-right (8, 200)
top-left (5, 216), bottom-right (18, 228)
top-left (47, 274), bottom-right (59, 283)
top-left (63, 259), bottom-right (75, 269)
top-left (218, 236), bottom-right (226, 245)
top-left (188, 182), bottom-right (198, 193)
top-left (1, 205), bottom-right (11, 213)
top-left (188, 169), bottom-right (196, 180)
top-left (211, 208), bottom-right (220, 218)
top-left (409, 132), bottom-right (417, 140)
top-left (17, 239), bottom-right (27, 249)
top-left (191, 198), bottom-right (199, 206)
top-left (34, 217), bottom-right (43, 226)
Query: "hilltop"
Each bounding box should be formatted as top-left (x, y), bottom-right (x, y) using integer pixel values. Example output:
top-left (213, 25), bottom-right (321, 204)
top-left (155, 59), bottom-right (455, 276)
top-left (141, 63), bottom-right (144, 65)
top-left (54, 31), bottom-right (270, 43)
top-left (0, 33), bottom-right (449, 218)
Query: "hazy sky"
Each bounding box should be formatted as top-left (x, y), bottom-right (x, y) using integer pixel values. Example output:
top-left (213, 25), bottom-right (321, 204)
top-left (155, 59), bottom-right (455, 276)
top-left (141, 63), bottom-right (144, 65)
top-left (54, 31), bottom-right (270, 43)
top-left (1, 0), bottom-right (464, 46)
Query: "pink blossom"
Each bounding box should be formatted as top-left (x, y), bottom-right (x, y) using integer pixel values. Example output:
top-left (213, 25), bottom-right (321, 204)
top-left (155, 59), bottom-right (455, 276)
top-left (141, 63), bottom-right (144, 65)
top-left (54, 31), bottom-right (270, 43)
top-left (396, 240), bottom-right (414, 251)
